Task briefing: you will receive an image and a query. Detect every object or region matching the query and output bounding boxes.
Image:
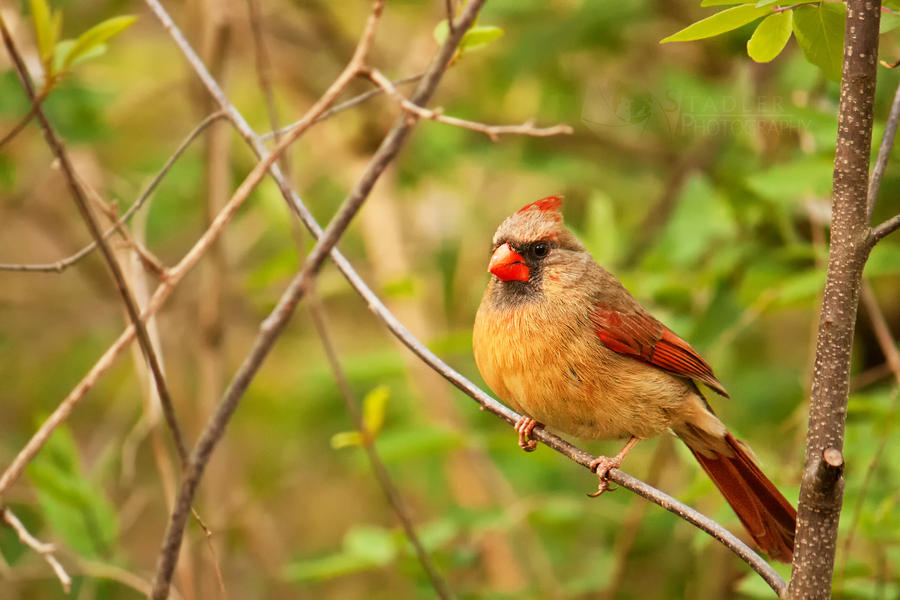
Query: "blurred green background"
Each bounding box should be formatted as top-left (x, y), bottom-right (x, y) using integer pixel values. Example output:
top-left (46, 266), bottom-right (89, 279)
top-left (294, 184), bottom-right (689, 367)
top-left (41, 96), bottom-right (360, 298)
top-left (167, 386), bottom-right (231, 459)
top-left (1, 0), bottom-right (899, 598)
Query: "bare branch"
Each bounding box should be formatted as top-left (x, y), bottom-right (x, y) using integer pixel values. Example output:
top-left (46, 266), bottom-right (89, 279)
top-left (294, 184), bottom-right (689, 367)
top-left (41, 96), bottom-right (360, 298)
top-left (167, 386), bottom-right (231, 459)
top-left (307, 293), bottom-right (454, 599)
top-left (869, 212), bottom-right (900, 245)
top-left (261, 73), bottom-right (424, 141)
top-left (867, 80), bottom-right (900, 217)
top-left (0, 13), bottom-right (190, 467)
top-left (1, 507), bottom-right (71, 593)
top-left (367, 68), bottom-right (573, 142)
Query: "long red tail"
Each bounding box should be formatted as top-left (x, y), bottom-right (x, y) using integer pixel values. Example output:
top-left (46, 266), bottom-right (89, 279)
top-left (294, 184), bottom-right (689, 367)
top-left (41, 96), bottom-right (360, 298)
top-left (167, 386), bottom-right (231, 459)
top-left (688, 433), bottom-right (797, 562)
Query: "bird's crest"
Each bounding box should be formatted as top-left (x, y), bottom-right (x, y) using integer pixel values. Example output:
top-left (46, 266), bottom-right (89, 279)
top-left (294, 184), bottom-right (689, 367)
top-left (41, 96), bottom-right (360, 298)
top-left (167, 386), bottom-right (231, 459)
top-left (495, 195), bottom-right (573, 247)
top-left (517, 195), bottom-right (563, 216)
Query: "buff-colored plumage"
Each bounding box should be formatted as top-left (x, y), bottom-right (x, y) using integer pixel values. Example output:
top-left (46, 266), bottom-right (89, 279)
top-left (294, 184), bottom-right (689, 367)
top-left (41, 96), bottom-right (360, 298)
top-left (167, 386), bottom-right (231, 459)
top-left (473, 197), bottom-right (796, 562)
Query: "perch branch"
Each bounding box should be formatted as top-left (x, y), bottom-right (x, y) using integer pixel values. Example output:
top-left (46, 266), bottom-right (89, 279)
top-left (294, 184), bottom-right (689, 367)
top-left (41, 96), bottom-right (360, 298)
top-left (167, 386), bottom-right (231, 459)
top-left (148, 1), bottom-right (498, 596)
top-left (154, 0), bottom-right (788, 595)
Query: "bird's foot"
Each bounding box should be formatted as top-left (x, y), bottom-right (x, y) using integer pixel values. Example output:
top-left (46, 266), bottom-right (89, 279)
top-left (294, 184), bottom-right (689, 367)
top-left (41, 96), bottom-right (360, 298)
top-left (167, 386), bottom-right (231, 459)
top-left (587, 455), bottom-right (621, 497)
top-left (514, 417), bottom-right (540, 452)
top-left (587, 437), bottom-right (640, 498)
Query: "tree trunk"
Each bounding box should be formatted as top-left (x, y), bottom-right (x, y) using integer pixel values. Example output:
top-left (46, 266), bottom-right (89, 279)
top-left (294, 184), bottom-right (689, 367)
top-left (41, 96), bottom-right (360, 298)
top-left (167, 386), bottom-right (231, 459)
top-left (788, 1), bottom-right (881, 598)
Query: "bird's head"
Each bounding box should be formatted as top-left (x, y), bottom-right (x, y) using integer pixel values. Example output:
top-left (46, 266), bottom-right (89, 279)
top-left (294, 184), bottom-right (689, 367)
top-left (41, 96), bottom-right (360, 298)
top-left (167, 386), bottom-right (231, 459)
top-left (486, 196), bottom-right (588, 304)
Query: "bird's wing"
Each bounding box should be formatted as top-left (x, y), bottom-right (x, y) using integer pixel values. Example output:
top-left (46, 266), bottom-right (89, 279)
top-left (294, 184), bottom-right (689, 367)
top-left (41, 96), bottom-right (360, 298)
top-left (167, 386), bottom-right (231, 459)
top-left (592, 305), bottom-right (729, 398)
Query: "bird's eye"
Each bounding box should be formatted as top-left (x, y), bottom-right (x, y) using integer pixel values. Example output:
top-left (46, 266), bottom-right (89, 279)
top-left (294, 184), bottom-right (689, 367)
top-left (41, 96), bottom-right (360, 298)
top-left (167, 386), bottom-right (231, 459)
top-left (533, 242), bottom-right (550, 258)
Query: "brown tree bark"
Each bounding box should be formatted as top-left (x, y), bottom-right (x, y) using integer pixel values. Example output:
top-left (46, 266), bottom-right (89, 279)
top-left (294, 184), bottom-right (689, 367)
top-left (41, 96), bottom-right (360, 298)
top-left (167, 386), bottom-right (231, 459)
top-left (788, 1), bottom-right (881, 598)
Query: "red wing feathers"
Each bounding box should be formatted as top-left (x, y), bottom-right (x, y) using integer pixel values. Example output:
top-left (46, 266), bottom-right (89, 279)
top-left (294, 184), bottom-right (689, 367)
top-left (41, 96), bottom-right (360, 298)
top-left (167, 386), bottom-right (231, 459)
top-left (592, 306), bottom-right (729, 397)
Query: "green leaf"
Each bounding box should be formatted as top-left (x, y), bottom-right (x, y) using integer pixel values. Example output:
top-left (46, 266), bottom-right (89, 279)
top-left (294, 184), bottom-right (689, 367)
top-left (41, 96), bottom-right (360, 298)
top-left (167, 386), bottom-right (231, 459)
top-left (700, 0), bottom-right (746, 6)
top-left (460, 25), bottom-right (504, 52)
top-left (865, 243), bottom-right (900, 277)
top-left (792, 3), bottom-right (846, 82)
top-left (774, 269), bottom-right (825, 306)
top-left (29, 0), bottom-right (55, 62)
top-left (375, 427), bottom-right (464, 463)
top-left (362, 385), bottom-right (389, 437)
top-left (54, 40), bottom-right (107, 74)
top-left (282, 552), bottom-right (374, 582)
top-left (343, 526), bottom-right (396, 566)
top-left (747, 11), bottom-right (793, 62)
top-left (746, 155), bottom-right (833, 205)
top-left (433, 20), bottom-right (449, 46)
top-left (282, 525), bottom-right (397, 582)
top-left (25, 424), bottom-right (117, 558)
top-left (63, 15), bottom-right (136, 71)
top-left (661, 4), bottom-right (772, 43)
top-left (330, 431), bottom-right (363, 449)
top-left (434, 21), bottom-right (503, 54)
top-left (881, 11), bottom-right (900, 33)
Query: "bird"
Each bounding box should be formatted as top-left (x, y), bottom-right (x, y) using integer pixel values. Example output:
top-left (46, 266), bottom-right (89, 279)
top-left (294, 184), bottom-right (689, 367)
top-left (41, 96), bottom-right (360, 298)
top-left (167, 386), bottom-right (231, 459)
top-left (472, 195), bottom-right (797, 562)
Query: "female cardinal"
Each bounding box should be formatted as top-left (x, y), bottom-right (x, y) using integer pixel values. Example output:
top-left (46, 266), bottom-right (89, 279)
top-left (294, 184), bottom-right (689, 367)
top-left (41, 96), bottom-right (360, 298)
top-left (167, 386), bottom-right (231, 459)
top-left (472, 196), bottom-right (796, 562)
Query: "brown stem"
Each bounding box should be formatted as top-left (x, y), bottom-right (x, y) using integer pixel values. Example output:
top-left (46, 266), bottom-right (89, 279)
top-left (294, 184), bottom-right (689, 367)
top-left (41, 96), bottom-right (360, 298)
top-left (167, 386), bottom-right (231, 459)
top-left (788, 1), bottom-right (881, 598)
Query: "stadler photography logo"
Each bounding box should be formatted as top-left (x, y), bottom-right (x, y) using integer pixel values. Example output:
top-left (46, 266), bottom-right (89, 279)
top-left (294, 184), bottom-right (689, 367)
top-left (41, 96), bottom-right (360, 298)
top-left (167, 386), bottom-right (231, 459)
top-left (582, 81), bottom-right (812, 136)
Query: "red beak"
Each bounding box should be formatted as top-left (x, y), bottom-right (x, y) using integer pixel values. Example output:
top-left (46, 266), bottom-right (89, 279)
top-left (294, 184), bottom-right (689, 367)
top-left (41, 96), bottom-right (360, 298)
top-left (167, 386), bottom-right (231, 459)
top-left (489, 243), bottom-right (530, 282)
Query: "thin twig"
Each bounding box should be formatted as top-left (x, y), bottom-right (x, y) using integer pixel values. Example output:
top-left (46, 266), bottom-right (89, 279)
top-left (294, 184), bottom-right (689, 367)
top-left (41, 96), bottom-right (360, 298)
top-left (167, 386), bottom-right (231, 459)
top-left (0, 13), bottom-right (190, 467)
top-left (1, 507), bottom-right (71, 593)
top-left (0, 88), bottom-right (48, 148)
top-left (869, 213), bottom-right (900, 245)
top-left (145, 0), bottom-right (783, 594)
top-left (444, 0), bottom-right (455, 34)
top-left (367, 68), bottom-right (574, 142)
top-left (245, 0), bottom-right (281, 144)
top-left (0, 111), bottom-right (227, 273)
top-left (307, 293), bottom-right (453, 599)
top-left (867, 81), bottom-right (900, 218)
top-left (260, 73), bottom-right (424, 141)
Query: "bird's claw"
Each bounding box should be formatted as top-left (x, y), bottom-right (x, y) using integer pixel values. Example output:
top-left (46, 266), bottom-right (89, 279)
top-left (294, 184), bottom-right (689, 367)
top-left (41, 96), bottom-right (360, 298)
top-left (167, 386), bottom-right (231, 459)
top-left (514, 417), bottom-right (540, 452)
top-left (587, 455), bottom-right (621, 498)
